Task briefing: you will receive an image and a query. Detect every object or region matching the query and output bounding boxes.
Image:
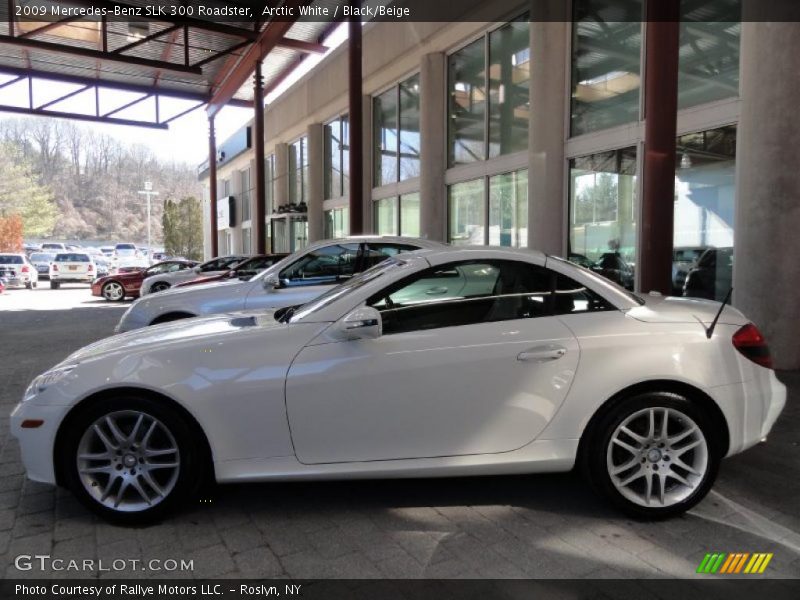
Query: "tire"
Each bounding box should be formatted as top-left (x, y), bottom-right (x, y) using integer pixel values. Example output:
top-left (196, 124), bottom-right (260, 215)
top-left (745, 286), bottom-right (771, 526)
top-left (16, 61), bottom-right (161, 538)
top-left (150, 282), bottom-right (171, 293)
top-left (25, 281), bottom-right (32, 289)
top-left (582, 392), bottom-right (722, 519)
top-left (150, 312), bottom-right (194, 326)
top-left (58, 395), bottom-right (206, 524)
top-left (101, 281), bottom-right (126, 302)
top-left (50, 281), bottom-right (60, 289)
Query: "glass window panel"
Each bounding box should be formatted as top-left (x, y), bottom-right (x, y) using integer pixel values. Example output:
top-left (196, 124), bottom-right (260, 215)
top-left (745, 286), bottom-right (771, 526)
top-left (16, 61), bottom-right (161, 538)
top-left (488, 19), bottom-right (530, 158)
top-left (324, 120), bottom-right (342, 199)
top-left (674, 125), bottom-right (736, 300)
top-left (400, 192), bottom-right (420, 238)
top-left (242, 228), bottom-right (251, 254)
top-left (289, 140), bottom-right (300, 204)
top-left (399, 75), bottom-right (421, 180)
top-left (342, 115), bottom-right (350, 195)
top-left (374, 197), bottom-right (398, 235)
top-left (323, 207), bottom-right (349, 239)
top-left (489, 169), bottom-right (528, 248)
top-left (373, 89), bottom-right (398, 186)
top-left (448, 178), bottom-right (485, 245)
top-left (448, 38), bottom-right (487, 166)
top-left (265, 155), bottom-right (274, 214)
top-left (240, 168), bottom-right (251, 222)
top-left (571, 0), bottom-right (643, 136)
top-left (678, 1), bottom-right (741, 109)
top-left (569, 147), bottom-right (637, 290)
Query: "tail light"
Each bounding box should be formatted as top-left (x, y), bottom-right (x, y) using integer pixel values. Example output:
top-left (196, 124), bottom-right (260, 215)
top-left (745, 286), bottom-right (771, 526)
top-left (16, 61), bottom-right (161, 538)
top-left (88, 264), bottom-right (94, 272)
top-left (21, 265), bottom-right (29, 273)
top-left (732, 323), bottom-right (773, 369)
top-left (51, 264), bottom-right (59, 272)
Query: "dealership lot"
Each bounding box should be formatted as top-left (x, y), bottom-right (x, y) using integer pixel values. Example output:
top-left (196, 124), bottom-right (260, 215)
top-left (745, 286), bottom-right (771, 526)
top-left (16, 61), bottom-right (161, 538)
top-left (0, 296), bottom-right (798, 579)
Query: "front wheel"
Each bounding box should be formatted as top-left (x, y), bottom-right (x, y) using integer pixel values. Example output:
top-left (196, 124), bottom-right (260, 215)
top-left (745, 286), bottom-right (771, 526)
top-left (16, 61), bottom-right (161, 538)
top-left (101, 281), bottom-right (125, 302)
top-left (59, 396), bottom-right (205, 523)
top-left (583, 392), bottom-right (721, 519)
top-left (150, 282), bottom-right (171, 293)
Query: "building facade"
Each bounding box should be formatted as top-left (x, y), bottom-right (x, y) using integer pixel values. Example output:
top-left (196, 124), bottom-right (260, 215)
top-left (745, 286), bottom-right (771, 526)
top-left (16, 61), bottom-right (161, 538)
top-left (199, 0), bottom-right (800, 368)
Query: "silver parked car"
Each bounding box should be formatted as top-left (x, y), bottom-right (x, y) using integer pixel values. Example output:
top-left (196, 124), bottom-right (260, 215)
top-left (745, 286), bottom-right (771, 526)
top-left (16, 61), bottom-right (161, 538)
top-left (0, 253), bottom-right (39, 289)
top-left (116, 237), bottom-right (445, 332)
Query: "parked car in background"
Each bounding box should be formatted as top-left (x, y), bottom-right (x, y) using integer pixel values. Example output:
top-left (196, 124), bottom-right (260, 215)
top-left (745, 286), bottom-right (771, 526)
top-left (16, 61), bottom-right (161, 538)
top-left (92, 260), bottom-right (199, 302)
top-left (567, 253), bottom-right (595, 269)
top-left (683, 247), bottom-right (733, 301)
top-left (0, 278), bottom-right (4, 294)
top-left (672, 247), bottom-right (706, 295)
top-left (139, 255), bottom-right (248, 296)
top-left (49, 253), bottom-right (95, 289)
top-left (84, 248), bottom-right (110, 277)
top-left (29, 252), bottom-right (55, 280)
top-left (151, 251), bottom-right (169, 262)
top-left (100, 246), bottom-right (115, 257)
top-left (0, 254), bottom-right (39, 289)
top-left (111, 243), bottom-right (148, 272)
top-left (23, 243), bottom-right (41, 255)
top-left (15, 247), bottom-right (786, 522)
top-left (592, 252), bottom-right (635, 290)
top-left (41, 242), bottom-right (67, 253)
top-left (117, 238), bottom-right (444, 332)
top-left (174, 254), bottom-right (288, 289)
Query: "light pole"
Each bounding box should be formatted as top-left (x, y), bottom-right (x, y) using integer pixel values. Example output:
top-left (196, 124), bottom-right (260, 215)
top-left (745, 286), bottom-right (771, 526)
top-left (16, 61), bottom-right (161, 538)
top-left (137, 181), bottom-right (159, 262)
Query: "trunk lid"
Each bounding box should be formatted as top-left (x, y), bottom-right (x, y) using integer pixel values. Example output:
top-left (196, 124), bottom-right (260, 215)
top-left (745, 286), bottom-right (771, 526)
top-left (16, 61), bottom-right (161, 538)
top-left (627, 293), bottom-right (748, 327)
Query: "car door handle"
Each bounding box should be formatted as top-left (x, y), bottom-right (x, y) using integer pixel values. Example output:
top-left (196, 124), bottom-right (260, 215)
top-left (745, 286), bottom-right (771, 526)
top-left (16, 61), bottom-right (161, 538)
top-left (517, 345), bottom-right (567, 362)
top-left (426, 286), bottom-right (448, 295)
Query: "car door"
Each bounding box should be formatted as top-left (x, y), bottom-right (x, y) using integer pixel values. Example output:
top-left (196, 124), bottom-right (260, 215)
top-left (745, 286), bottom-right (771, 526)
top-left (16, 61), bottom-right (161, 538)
top-left (285, 259), bottom-right (581, 464)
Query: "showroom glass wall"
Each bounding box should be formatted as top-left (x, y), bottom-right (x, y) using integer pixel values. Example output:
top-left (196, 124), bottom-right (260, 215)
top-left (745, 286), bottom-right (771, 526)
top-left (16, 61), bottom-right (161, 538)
top-left (324, 115), bottom-right (350, 237)
top-left (567, 0), bottom-right (740, 295)
top-left (447, 17), bottom-right (530, 247)
top-left (372, 74), bottom-right (421, 236)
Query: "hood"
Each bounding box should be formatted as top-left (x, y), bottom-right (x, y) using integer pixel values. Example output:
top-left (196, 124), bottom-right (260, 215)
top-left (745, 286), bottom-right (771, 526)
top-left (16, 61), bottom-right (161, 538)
top-left (627, 294), bottom-right (748, 327)
top-left (65, 310), bottom-right (283, 364)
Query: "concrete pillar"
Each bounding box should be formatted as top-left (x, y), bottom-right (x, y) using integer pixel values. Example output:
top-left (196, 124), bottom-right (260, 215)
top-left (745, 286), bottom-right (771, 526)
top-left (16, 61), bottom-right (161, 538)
top-left (734, 20), bottom-right (800, 369)
top-left (528, 14), bottom-right (568, 255)
top-left (307, 123), bottom-right (325, 242)
top-left (419, 52), bottom-right (446, 242)
top-left (348, 16), bottom-right (364, 234)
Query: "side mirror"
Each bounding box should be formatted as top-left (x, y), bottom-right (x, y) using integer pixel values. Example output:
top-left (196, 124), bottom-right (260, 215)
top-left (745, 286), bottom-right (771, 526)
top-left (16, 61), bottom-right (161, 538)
top-left (193, 266), bottom-right (201, 273)
top-left (333, 306), bottom-right (382, 340)
top-left (262, 276), bottom-right (280, 292)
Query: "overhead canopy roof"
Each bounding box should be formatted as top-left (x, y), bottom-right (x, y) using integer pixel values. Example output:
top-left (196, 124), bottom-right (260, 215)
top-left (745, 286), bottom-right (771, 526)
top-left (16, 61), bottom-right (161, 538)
top-left (0, 0), bottom-right (342, 127)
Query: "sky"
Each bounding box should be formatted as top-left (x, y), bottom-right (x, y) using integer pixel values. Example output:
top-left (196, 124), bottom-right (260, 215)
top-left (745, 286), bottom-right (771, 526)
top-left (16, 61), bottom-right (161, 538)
top-left (0, 23), bottom-right (349, 167)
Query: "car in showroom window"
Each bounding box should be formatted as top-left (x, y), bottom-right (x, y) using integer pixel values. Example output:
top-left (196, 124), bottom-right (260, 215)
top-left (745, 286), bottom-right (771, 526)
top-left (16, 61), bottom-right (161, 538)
top-left (14, 246), bottom-right (785, 524)
top-left (115, 237), bottom-right (445, 332)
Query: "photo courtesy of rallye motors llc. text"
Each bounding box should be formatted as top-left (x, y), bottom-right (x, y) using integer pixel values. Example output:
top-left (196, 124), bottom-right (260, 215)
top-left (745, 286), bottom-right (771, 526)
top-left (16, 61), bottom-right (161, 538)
top-left (14, 584), bottom-right (303, 597)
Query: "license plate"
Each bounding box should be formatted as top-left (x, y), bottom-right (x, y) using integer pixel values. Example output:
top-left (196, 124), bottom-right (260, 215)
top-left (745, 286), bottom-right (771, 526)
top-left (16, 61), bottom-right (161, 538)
top-left (69, 266), bottom-right (77, 271)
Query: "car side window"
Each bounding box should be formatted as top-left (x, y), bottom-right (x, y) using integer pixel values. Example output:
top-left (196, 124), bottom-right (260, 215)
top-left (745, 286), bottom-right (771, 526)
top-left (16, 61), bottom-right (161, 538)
top-left (280, 244), bottom-right (360, 286)
top-left (553, 274), bottom-right (614, 315)
top-left (361, 243), bottom-right (420, 271)
top-left (367, 260), bottom-right (555, 335)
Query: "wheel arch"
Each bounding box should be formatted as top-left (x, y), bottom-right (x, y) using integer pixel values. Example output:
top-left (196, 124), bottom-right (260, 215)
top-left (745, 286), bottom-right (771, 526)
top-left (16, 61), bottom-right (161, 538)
top-left (576, 379), bottom-right (730, 464)
top-left (150, 311), bottom-right (196, 325)
top-left (53, 386), bottom-right (215, 487)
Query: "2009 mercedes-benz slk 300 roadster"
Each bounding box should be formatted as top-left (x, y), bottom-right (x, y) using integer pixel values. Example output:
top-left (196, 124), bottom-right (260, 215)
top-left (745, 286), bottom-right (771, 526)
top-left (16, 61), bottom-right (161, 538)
top-left (11, 247), bottom-right (785, 523)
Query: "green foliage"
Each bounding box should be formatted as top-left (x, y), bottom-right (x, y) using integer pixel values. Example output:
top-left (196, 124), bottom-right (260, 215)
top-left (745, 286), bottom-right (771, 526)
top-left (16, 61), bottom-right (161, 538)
top-left (162, 197), bottom-right (203, 261)
top-left (0, 142), bottom-right (57, 237)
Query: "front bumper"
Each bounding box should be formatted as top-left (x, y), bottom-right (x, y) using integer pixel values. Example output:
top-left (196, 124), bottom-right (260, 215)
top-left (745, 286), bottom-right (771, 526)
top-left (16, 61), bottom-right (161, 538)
top-left (10, 401), bottom-right (72, 485)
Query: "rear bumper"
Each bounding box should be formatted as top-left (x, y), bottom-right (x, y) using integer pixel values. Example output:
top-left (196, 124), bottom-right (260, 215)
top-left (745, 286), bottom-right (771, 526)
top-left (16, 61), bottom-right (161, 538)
top-left (51, 274), bottom-right (94, 282)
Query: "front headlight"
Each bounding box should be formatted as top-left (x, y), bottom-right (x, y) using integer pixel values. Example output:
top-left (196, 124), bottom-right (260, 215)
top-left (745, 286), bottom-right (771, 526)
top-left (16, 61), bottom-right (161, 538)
top-left (23, 364), bottom-right (77, 402)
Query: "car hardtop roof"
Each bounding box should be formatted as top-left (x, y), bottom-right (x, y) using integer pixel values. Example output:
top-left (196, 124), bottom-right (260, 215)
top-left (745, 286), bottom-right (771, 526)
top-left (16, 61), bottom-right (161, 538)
top-left (307, 235), bottom-right (446, 250)
top-left (395, 245), bottom-right (548, 265)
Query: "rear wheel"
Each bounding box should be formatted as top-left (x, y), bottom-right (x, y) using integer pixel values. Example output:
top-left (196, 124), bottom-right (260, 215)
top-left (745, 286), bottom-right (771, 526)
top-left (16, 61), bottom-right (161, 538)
top-left (50, 281), bottom-right (60, 289)
top-left (583, 392), bottom-right (721, 519)
top-left (59, 395), bottom-right (204, 523)
top-left (150, 282), bottom-right (171, 293)
top-left (25, 281), bottom-right (32, 289)
top-left (101, 281), bottom-right (125, 302)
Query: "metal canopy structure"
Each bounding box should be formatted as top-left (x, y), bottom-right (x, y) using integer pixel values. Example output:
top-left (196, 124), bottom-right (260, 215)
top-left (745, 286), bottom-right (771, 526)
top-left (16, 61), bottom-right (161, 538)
top-left (0, 0), bottom-right (341, 128)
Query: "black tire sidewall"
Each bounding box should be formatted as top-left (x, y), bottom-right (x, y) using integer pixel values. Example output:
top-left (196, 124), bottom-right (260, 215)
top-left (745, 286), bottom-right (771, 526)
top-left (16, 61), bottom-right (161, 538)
top-left (152, 282), bottom-right (169, 292)
top-left (59, 395), bottom-right (204, 524)
top-left (585, 392), bottom-right (722, 519)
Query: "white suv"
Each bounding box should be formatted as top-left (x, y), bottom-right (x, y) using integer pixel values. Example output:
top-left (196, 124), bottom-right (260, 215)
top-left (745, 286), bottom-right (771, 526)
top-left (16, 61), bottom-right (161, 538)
top-left (0, 254), bottom-right (39, 289)
top-left (49, 253), bottom-right (96, 288)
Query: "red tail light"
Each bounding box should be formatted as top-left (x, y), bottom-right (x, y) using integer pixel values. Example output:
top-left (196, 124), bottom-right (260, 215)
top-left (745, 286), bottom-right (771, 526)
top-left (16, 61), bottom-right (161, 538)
top-left (732, 323), bottom-right (773, 369)
top-left (51, 264), bottom-right (58, 272)
top-left (88, 264), bottom-right (94, 272)
top-left (21, 265), bottom-right (29, 273)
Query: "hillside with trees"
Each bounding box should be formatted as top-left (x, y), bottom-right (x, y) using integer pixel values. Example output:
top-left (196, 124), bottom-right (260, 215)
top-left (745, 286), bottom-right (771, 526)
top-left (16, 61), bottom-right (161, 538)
top-left (0, 117), bottom-right (202, 247)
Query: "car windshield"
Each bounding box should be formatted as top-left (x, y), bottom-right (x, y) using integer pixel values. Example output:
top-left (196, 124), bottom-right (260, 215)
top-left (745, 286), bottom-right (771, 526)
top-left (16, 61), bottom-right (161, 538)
top-left (284, 258), bottom-right (410, 323)
top-left (0, 255), bottom-right (24, 264)
top-left (55, 254), bottom-right (91, 262)
top-left (30, 253), bottom-right (54, 262)
top-left (116, 244), bottom-right (136, 250)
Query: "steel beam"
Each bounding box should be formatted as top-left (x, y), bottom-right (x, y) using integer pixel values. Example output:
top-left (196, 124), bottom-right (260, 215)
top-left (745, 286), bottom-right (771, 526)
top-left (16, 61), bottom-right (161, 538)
top-left (348, 15), bottom-right (364, 235)
top-left (253, 61), bottom-right (267, 254)
top-left (209, 116), bottom-right (219, 257)
top-left (640, 1), bottom-right (681, 294)
top-left (0, 103), bottom-right (168, 128)
top-left (277, 38), bottom-right (328, 54)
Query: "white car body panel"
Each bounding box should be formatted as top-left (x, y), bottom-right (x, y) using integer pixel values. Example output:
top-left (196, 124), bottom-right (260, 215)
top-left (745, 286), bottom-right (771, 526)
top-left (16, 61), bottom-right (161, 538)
top-left (140, 267), bottom-right (229, 296)
top-left (11, 247), bottom-right (786, 496)
top-left (0, 254), bottom-right (39, 287)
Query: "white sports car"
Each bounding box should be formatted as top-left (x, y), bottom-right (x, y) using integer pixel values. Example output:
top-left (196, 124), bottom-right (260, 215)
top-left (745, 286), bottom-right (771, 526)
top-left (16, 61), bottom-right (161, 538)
top-left (11, 247), bottom-right (785, 523)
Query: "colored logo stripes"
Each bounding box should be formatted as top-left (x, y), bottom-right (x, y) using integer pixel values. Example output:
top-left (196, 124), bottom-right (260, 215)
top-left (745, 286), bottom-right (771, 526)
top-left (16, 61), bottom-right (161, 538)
top-left (697, 552), bottom-right (773, 574)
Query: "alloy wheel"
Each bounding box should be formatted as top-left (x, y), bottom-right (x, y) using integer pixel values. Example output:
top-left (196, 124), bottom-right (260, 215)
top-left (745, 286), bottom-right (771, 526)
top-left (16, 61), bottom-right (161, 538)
top-left (102, 282), bottom-right (124, 301)
top-left (76, 410), bottom-right (180, 512)
top-left (606, 406), bottom-right (708, 508)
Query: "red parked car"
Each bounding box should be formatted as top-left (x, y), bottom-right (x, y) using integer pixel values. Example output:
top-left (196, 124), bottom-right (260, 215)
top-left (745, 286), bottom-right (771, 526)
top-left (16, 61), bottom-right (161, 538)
top-left (92, 259), bottom-right (198, 302)
top-left (174, 254), bottom-right (287, 289)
